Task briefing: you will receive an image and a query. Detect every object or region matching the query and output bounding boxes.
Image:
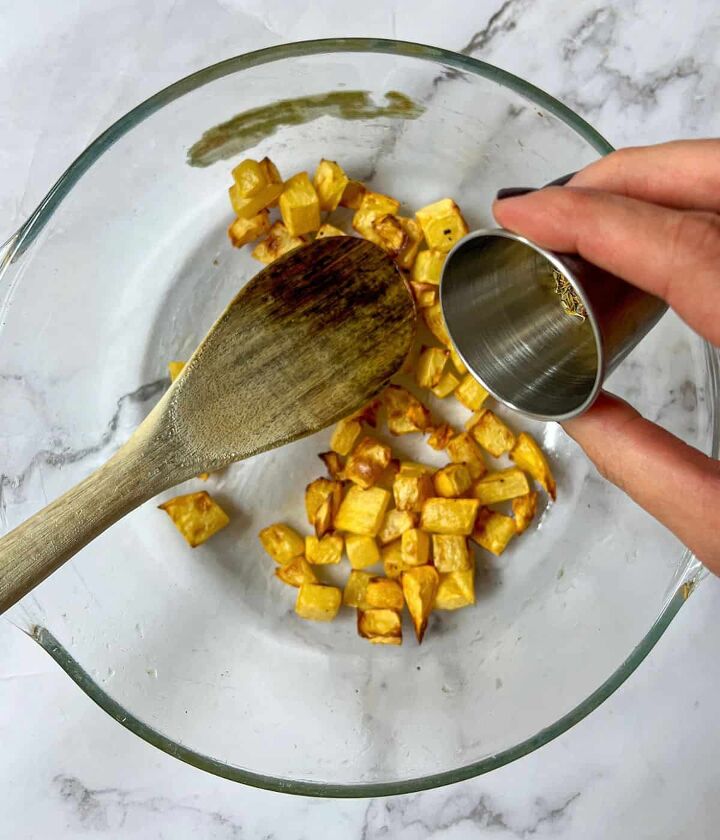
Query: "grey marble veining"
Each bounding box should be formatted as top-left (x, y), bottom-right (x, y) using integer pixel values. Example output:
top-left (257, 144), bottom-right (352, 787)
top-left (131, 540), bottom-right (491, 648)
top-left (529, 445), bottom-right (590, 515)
top-left (2, 1), bottom-right (720, 838)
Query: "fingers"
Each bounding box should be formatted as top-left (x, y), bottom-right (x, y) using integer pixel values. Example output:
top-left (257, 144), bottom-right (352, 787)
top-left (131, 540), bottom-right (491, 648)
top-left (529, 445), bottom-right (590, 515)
top-left (493, 187), bottom-right (720, 345)
top-left (563, 393), bottom-right (720, 575)
top-left (567, 140), bottom-right (720, 212)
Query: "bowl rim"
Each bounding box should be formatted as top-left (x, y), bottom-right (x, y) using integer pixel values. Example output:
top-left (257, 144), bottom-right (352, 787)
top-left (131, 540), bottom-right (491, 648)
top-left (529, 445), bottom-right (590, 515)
top-left (3, 37), bottom-right (716, 798)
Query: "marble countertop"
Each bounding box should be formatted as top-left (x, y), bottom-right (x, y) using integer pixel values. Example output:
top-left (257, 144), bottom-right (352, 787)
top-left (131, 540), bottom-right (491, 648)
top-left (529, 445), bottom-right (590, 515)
top-left (2, 1), bottom-right (720, 837)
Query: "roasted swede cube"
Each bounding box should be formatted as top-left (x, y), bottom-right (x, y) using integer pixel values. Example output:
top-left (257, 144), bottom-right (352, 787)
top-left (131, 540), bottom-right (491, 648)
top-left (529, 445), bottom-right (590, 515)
top-left (315, 223), bottom-right (347, 239)
top-left (415, 198), bottom-right (469, 252)
top-left (468, 409), bottom-right (516, 457)
top-left (402, 565), bottom-right (439, 643)
top-left (168, 360), bottom-right (185, 382)
top-left (258, 522), bottom-right (305, 564)
top-left (472, 468), bottom-right (530, 505)
top-left (394, 471), bottom-right (434, 513)
top-left (275, 556), bottom-right (318, 587)
top-left (400, 528), bottom-right (430, 567)
top-left (449, 345), bottom-right (468, 376)
top-left (421, 303), bottom-right (451, 346)
top-left (395, 217), bottom-right (424, 270)
top-left (340, 179), bottom-right (366, 209)
top-left (430, 371), bottom-right (460, 399)
top-left (344, 436), bottom-right (392, 489)
top-left (382, 540), bottom-right (407, 579)
top-left (228, 210), bottom-right (271, 247)
top-left (454, 374), bottom-right (489, 412)
top-left (415, 346), bottom-right (449, 389)
top-left (472, 508), bottom-right (516, 556)
top-left (510, 432), bottom-right (557, 501)
top-left (346, 534), bottom-right (381, 570)
top-left (330, 417), bottom-right (363, 456)
top-left (426, 423), bottom-right (456, 451)
top-left (421, 498), bottom-right (480, 535)
top-left (357, 608), bottom-right (402, 645)
top-left (335, 486), bottom-right (391, 536)
top-left (305, 533), bottom-right (343, 565)
top-left (313, 159), bottom-right (349, 212)
top-left (446, 432), bottom-right (487, 479)
top-left (433, 463), bottom-right (472, 498)
top-left (229, 182), bottom-right (284, 220)
top-left (159, 492), bottom-right (229, 547)
top-left (434, 567), bottom-right (475, 610)
top-left (279, 172), bottom-right (321, 236)
top-left (318, 451), bottom-right (344, 480)
top-left (432, 534), bottom-right (471, 573)
top-left (343, 570), bottom-right (372, 608)
top-left (365, 577), bottom-right (404, 611)
top-left (305, 478), bottom-right (343, 537)
top-left (410, 281), bottom-right (438, 309)
top-left (352, 192), bottom-right (401, 244)
top-left (295, 583), bottom-right (342, 621)
top-left (383, 385), bottom-right (431, 435)
top-left (251, 221), bottom-right (306, 264)
top-left (513, 491), bottom-right (538, 534)
top-left (411, 249), bottom-right (445, 285)
top-left (378, 509), bottom-right (418, 546)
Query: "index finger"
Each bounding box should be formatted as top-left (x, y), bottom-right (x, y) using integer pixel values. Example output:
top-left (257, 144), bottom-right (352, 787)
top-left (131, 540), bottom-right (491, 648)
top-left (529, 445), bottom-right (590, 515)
top-left (493, 187), bottom-right (720, 345)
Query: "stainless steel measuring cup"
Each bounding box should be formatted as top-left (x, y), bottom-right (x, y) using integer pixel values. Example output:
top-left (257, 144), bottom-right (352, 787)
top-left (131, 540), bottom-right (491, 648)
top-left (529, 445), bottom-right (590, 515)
top-left (440, 229), bottom-right (667, 421)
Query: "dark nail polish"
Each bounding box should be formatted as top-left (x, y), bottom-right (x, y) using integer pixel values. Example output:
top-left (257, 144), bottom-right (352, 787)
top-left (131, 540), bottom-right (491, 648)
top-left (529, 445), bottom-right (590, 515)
top-left (543, 171), bottom-right (577, 187)
top-left (495, 187), bottom-right (536, 200)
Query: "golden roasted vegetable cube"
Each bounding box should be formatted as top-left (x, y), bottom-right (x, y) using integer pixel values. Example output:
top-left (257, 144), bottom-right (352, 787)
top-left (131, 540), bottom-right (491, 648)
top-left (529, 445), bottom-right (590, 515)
top-left (396, 217), bottom-right (424, 270)
top-left (344, 436), bottom-right (392, 489)
top-left (426, 423), bottom-right (456, 451)
top-left (410, 281), bottom-right (438, 309)
top-left (365, 577), bottom-right (404, 611)
top-left (421, 497), bottom-right (480, 535)
top-left (382, 540), bottom-right (407, 579)
top-left (357, 608), bottom-right (402, 645)
top-left (432, 534), bottom-right (471, 573)
top-left (330, 417), bottom-right (363, 456)
top-left (472, 468), bottom-right (530, 505)
top-left (251, 221), bottom-right (306, 264)
top-left (229, 182), bottom-right (284, 220)
top-left (394, 471), bottom-right (434, 513)
top-left (159, 492), bottom-right (229, 547)
top-left (399, 461), bottom-right (435, 477)
top-left (305, 478), bottom-right (343, 537)
top-left (431, 371), bottom-right (460, 399)
top-left (232, 158), bottom-right (267, 197)
top-left (313, 159), bottom-right (349, 211)
top-left (346, 534), bottom-right (381, 569)
top-left (510, 432), bottom-right (557, 501)
top-left (411, 249), bottom-right (445, 285)
top-left (468, 409), bottom-right (516, 458)
top-left (259, 156), bottom-right (282, 187)
top-left (352, 192), bottom-right (401, 243)
top-left (433, 464), bottom-right (472, 498)
top-left (335, 485), bottom-right (391, 536)
top-left (449, 345), bottom-right (468, 376)
top-left (402, 565), bottom-right (439, 642)
top-left (228, 210), bottom-right (271, 247)
top-left (279, 172), bottom-right (321, 236)
top-left (472, 508), bottom-right (516, 556)
top-left (258, 522), bottom-right (305, 564)
top-left (343, 570), bottom-right (372, 607)
top-left (371, 213), bottom-right (407, 256)
top-left (318, 450), bottom-right (345, 480)
top-left (401, 528), bottom-right (430, 567)
top-left (446, 432), bottom-right (487, 479)
top-left (340, 179), bottom-right (367, 209)
top-left (416, 346), bottom-right (449, 389)
top-left (352, 398), bottom-right (381, 428)
top-left (513, 491), bottom-right (538, 534)
top-left (305, 533), bottom-right (344, 565)
top-left (275, 556), bottom-right (318, 587)
top-left (421, 303), bottom-right (451, 346)
top-left (454, 374), bottom-right (489, 411)
top-left (378, 509), bottom-right (418, 546)
top-left (415, 198), bottom-right (469, 252)
top-left (315, 223), bottom-right (347, 239)
top-left (295, 583), bottom-right (342, 621)
top-left (168, 360), bottom-right (185, 382)
top-left (383, 385), bottom-right (431, 435)
top-left (434, 567), bottom-right (475, 610)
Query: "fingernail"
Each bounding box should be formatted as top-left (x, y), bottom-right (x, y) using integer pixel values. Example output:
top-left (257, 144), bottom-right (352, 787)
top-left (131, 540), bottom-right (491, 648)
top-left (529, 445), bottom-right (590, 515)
top-left (495, 187), bottom-right (536, 200)
top-left (543, 171), bottom-right (577, 187)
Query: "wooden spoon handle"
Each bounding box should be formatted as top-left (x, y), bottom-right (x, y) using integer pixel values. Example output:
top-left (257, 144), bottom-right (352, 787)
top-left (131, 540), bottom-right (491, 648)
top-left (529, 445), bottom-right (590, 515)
top-left (0, 433), bottom-right (174, 613)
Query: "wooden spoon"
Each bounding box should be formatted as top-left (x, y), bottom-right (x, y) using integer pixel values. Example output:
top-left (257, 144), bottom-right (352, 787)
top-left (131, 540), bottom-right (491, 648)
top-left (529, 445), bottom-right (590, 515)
top-left (0, 237), bottom-right (415, 613)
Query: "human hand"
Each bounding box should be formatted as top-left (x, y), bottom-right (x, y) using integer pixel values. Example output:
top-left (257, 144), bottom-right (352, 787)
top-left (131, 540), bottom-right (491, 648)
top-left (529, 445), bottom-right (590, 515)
top-left (492, 140), bottom-right (720, 574)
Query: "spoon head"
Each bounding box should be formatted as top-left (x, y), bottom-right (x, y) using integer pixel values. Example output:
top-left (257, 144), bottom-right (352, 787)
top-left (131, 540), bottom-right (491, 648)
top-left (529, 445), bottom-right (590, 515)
top-left (166, 237), bottom-right (416, 470)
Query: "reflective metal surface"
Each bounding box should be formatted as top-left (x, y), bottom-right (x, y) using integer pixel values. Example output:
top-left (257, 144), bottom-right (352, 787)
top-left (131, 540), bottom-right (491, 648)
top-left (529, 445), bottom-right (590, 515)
top-left (440, 229), bottom-right (668, 421)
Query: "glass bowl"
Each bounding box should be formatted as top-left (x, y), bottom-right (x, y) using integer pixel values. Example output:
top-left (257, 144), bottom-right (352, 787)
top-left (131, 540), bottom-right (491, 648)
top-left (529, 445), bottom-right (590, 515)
top-left (1, 39), bottom-right (716, 797)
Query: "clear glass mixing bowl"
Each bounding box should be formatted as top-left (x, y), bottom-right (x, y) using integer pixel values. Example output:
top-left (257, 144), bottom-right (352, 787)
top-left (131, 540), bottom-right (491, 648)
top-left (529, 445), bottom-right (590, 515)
top-left (1, 39), bottom-right (717, 797)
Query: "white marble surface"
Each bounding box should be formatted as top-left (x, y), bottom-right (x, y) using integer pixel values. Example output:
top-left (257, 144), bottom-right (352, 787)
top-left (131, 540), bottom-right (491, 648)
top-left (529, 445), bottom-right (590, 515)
top-left (1, 0), bottom-right (720, 837)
